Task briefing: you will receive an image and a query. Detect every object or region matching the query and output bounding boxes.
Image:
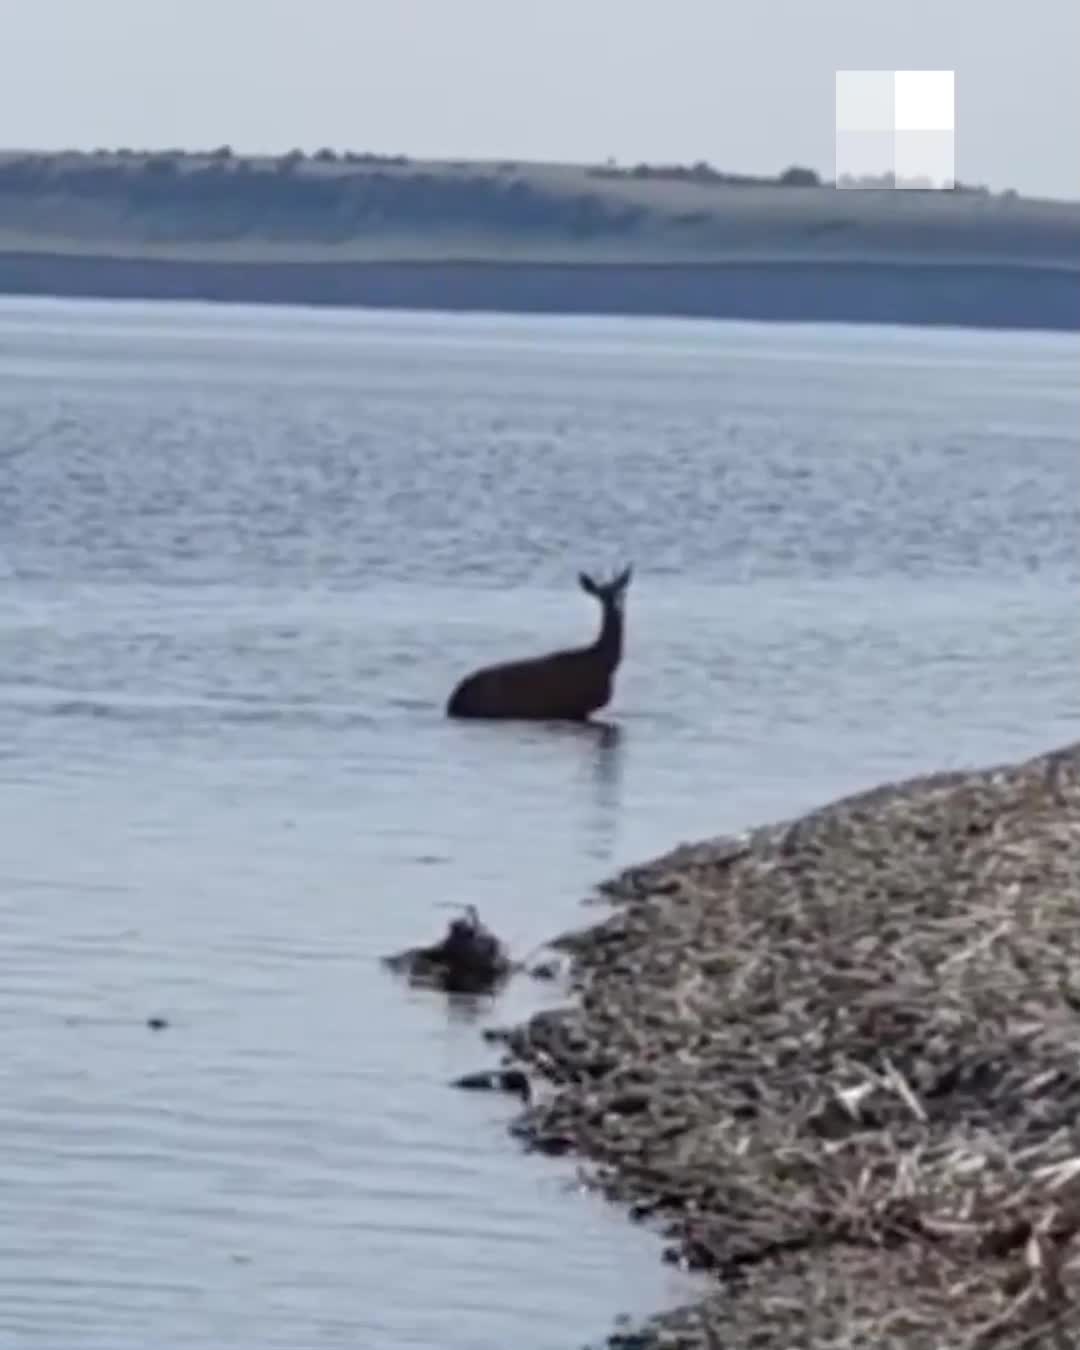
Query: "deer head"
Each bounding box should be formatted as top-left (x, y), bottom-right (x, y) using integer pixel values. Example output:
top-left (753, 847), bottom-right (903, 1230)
top-left (579, 566), bottom-right (633, 607)
top-left (578, 566), bottom-right (633, 665)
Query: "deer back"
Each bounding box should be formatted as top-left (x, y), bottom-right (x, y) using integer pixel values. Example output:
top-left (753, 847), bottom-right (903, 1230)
top-left (448, 644), bottom-right (612, 719)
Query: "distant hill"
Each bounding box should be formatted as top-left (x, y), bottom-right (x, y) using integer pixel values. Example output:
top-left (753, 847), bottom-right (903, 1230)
top-left (1, 148), bottom-right (1077, 267)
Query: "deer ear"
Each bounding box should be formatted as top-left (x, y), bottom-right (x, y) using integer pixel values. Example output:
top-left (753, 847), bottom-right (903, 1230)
top-left (579, 572), bottom-right (598, 595)
top-left (615, 565), bottom-right (633, 590)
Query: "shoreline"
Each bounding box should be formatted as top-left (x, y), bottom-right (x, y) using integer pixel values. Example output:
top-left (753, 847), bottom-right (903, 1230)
top-left (2, 253), bottom-right (1079, 331)
top-left (498, 740), bottom-right (1080, 1348)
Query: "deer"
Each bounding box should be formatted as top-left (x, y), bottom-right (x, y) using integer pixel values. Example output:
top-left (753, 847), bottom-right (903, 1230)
top-left (446, 566), bottom-right (633, 721)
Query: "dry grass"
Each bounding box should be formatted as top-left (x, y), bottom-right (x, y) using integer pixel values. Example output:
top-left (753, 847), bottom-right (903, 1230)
top-left (503, 742), bottom-right (1080, 1348)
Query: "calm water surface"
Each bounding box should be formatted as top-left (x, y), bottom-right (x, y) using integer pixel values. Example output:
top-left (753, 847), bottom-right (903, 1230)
top-left (0, 298), bottom-right (1077, 1349)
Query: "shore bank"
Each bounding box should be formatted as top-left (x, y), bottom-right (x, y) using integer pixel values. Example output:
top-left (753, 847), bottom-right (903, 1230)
top-left (1, 253), bottom-right (1078, 331)
top-left (499, 741), bottom-right (1080, 1348)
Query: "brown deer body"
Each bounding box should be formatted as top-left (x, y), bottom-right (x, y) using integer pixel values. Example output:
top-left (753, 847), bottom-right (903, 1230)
top-left (446, 567), bottom-right (632, 721)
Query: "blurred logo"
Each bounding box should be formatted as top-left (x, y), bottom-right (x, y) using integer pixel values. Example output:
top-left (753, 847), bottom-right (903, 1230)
top-left (835, 71), bottom-right (955, 189)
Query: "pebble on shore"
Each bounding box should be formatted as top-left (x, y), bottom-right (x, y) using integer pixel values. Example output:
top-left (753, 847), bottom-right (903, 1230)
top-left (503, 741), bottom-right (1080, 1349)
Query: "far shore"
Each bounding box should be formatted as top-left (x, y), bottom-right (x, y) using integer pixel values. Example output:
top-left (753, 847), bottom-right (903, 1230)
top-left (2, 251), bottom-right (1078, 331)
top-left (2, 150), bottom-right (1077, 330)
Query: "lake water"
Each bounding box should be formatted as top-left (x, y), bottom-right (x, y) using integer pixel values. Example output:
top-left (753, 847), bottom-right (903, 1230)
top-left (0, 297), bottom-right (1077, 1350)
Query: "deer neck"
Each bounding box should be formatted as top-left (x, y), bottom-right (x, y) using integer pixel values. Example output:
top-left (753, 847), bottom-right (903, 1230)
top-left (593, 602), bottom-right (624, 669)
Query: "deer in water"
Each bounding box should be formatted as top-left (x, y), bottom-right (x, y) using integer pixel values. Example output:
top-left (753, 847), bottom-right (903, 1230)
top-left (446, 566), bottom-right (633, 721)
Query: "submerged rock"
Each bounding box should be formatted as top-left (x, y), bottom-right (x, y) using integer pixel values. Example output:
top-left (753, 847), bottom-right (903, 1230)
top-left (383, 906), bottom-right (512, 995)
top-left (528, 959), bottom-right (562, 981)
top-left (450, 1068), bottom-right (531, 1101)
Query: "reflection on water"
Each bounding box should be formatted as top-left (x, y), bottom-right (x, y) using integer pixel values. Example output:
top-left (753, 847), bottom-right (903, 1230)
top-left (449, 716), bottom-right (628, 870)
top-left (580, 720), bottom-right (626, 863)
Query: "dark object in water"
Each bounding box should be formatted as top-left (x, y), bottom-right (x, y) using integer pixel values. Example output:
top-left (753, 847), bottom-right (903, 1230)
top-left (451, 1068), bottom-right (531, 1101)
top-left (382, 906), bottom-right (511, 995)
top-left (529, 959), bottom-right (561, 981)
top-left (146, 1017), bottom-right (169, 1031)
top-left (446, 566), bottom-right (632, 721)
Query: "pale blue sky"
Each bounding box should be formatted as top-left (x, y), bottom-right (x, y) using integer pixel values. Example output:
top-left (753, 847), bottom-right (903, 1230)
top-left (1, 0), bottom-right (1077, 198)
